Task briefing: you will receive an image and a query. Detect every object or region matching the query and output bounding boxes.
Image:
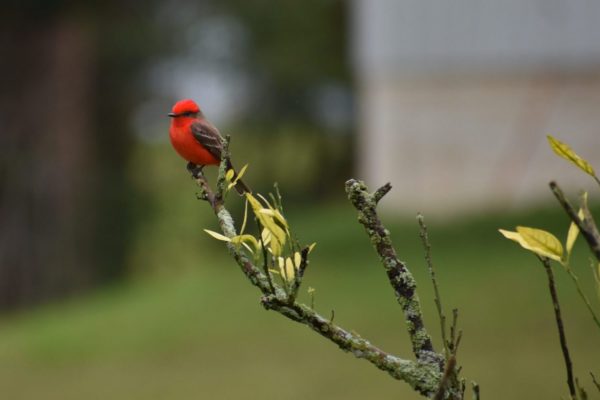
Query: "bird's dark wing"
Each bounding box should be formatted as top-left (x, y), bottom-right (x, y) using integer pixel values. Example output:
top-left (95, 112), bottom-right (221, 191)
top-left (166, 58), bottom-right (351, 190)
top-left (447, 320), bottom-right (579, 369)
top-left (190, 119), bottom-right (251, 194)
top-left (190, 120), bottom-right (223, 161)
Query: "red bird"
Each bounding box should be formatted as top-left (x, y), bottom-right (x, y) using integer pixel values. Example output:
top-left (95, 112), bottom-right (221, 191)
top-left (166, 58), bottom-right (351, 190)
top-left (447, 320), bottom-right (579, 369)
top-left (168, 99), bottom-right (250, 194)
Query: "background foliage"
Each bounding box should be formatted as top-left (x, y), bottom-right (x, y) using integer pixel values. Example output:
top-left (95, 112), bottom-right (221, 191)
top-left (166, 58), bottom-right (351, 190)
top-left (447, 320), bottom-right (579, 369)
top-left (0, 1), bottom-right (598, 399)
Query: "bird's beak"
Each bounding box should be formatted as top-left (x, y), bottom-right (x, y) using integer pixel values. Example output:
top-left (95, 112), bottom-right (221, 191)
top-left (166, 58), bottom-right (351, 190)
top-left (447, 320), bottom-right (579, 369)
top-left (167, 112), bottom-right (177, 117)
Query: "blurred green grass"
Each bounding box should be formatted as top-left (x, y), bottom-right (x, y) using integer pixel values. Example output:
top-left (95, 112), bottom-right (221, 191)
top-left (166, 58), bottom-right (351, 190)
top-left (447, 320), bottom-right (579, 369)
top-left (0, 142), bottom-right (598, 399)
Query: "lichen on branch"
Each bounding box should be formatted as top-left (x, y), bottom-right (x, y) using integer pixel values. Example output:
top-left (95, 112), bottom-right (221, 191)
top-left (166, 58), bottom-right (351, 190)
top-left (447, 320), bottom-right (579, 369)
top-left (345, 179), bottom-right (443, 368)
top-left (185, 140), bottom-right (464, 398)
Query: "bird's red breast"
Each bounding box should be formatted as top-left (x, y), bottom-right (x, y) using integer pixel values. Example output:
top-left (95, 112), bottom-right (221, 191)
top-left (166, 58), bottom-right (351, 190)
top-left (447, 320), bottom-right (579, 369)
top-left (169, 120), bottom-right (220, 166)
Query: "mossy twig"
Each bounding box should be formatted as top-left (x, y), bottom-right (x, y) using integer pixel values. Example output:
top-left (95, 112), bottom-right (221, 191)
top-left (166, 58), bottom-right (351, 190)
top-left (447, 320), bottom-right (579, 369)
top-left (345, 179), bottom-right (442, 367)
top-left (188, 153), bottom-right (454, 397)
top-left (261, 295), bottom-right (441, 397)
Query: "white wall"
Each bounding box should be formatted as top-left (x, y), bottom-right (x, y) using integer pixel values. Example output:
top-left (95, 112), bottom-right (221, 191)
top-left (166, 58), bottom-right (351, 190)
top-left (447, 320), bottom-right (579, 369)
top-left (358, 76), bottom-right (600, 215)
top-left (352, 1), bottom-right (600, 215)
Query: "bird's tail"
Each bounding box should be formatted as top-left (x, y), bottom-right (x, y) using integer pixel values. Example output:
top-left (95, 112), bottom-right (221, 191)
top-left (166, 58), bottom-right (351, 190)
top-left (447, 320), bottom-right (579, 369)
top-left (226, 159), bottom-right (251, 195)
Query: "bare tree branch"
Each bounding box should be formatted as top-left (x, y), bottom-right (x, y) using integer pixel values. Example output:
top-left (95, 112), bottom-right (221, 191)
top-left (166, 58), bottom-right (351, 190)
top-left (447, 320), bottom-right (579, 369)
top-left (418, 213), bottom-right (449, 357)
top-left (471, 382), bottom-right (480, 400)
top-left (550, 181), bottom-right (600, 261)
top-left (540, 256), bottom-right (577, 399)
top-left (345, 179), bottom-right (443, 368)
top-left (434, 356), bottom-right (457, 400)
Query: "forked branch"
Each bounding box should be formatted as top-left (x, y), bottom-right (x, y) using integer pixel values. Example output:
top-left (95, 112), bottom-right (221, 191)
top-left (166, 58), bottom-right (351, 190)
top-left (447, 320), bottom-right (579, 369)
top-left (187, 139), bottom-right (460, 397)
top-left (345, 179), bottom-right (443, 368)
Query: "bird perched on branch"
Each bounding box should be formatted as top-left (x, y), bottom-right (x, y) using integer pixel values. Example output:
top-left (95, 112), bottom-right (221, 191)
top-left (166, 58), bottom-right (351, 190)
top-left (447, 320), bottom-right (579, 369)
top-left (168, 99), bottom-right (250, 195)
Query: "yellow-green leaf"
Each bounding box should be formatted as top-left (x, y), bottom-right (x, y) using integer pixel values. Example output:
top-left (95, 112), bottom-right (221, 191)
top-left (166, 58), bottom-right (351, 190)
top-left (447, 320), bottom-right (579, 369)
top-left (566, 207), bottom-right (585, 255)
top-left (248, 194), bottom-right (288, 232)
top-left (499, 228), bottom-right (563, 262)
top-left (239, 198), bottom-right (249, 235)
top-left (277, 257), bottom-right (294, 282)
top-left (261, 228), bottom-right (271, 245)
top-left (258, 209), bottom-right (289, 233)
top-left (256, 193), bottom-right (273, 208)
top-left (245, 192), bottom-right (261, 210)
top-left (566, 222), bottom-right (579, 256)
top-left (517, 226), bottom-right (564, 262)
top-left (284, 257), bottom-right (295, 282)
top-left (269, 235), bottom-right (283, 257)
top-left (258, 209), bottom-right (276, 217)
top-left (263, 221), bottom-right (286, 248)
top-left (499, 229), bottom-right (531, 249)
top-left (204, 229), bottom-right (231, 242)
top-left (235, 164), bottom-right (248, 182)
top-left (241, 242), bottom-right (253, 253)
top-left (307, 286), bottom-right (316, 294)
top-left (294, 251), bottom-right (302, 267)
top-left (272, 209), bottom-right (289, 230)
top-left (263, 217), bottom-right (286, 243)
top-left (227, 164), bottom-right (249, 191)
top-left (547, 135), bottom-right (595, 176)
top-left (230, 234), bottom-right (260, 253)
top-left (246, 192), bottom-right (287, 257)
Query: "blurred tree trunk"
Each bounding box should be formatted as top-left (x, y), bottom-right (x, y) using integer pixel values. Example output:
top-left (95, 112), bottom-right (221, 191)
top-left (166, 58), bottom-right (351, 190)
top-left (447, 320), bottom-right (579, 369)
top-left (0, 3), bottom-right (162, 309)
top-left (0, 17), bottom-right (95, 308)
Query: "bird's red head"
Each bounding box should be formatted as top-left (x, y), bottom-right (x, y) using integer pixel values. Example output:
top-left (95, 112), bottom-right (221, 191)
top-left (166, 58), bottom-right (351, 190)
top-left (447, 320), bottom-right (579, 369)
top-left (168, 99), bottom-right (201, 118)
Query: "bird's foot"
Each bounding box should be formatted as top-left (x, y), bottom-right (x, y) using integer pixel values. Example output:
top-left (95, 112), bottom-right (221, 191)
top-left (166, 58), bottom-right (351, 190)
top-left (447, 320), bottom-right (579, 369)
top-left (187, 162), bottom-right (204, 178)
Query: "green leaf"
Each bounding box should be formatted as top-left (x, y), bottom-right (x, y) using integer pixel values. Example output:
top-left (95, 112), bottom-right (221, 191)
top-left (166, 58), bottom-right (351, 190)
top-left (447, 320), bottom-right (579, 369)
top-left (204, 229), bottom-right (231, 242)
top-left (269, 234), bottom-right (283, 257)
top-left (294, 251), bottom-right (302, 267)
top-left (566, 207), bottom-right (585, 256)
top-left (261, 228), bottom-right (271, 245)
top-left (239, 198), bottom-right (249, 235)
top-left (499, 229), bottom-right (533, 250)
top-left (235, 164), bottom-right (248, 182)
top-left (517, 226), bottom-right (564, 262)
top-left (547, 135), bottom-right (595, 176)
top-left (278, 256), bottom-right (295, 282)
top-left (230, 234), bottom-right (260, 253)
top-left (285, 257), bottom-right (295, 281)
top-left (225, 169), bottom-right (235, 182)
top-left (227, 164), bottom-right (249, 192)
top-left (246, 193), bottom-right (287, 256)
top-left (499, 228), bottom-right (563, 262)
